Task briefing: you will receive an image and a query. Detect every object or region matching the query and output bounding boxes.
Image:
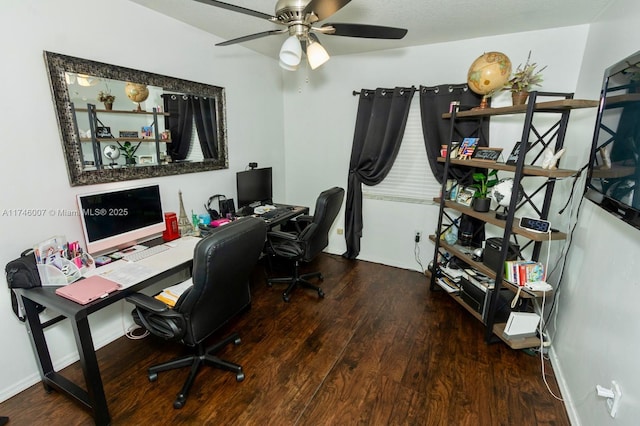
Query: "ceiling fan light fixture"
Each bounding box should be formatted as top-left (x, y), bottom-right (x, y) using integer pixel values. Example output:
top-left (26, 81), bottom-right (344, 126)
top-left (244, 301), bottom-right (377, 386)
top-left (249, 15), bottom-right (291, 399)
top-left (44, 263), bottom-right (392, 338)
top-left (279, 59), bottom-right (299, 71)
top-left (279, 35), bottom-right (302, 67)
top-left (306, 38), bottom-right (330, 70)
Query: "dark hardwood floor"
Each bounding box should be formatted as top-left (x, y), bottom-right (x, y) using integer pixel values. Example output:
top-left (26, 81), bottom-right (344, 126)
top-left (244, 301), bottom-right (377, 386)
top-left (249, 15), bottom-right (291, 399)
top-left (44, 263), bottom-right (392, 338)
top-left (0, 254), bottom-right (569, 425)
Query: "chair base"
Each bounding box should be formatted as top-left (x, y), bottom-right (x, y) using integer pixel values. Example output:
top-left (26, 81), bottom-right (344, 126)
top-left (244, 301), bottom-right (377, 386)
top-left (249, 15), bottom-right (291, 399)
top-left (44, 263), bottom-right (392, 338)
top-left (268, 266), bottom-right (325, 302)
top-left (148, 332), bottom-right (244, 409)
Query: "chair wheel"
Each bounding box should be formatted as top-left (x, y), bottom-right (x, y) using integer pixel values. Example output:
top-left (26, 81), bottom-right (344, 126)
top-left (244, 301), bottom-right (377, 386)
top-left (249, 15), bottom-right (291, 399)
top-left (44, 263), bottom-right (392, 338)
top-left (318, 289), bottom-right (325, 298)
top-left (173, 394), bottom-right (186, 409)
top-left (236, 372), bottom-right (245, 382)
top-left (148, 372), bottom-right (158, 382)
top-left (282, 293), bottom-right (290, 302)
top-left (234, 336), bottom-right (242, 345)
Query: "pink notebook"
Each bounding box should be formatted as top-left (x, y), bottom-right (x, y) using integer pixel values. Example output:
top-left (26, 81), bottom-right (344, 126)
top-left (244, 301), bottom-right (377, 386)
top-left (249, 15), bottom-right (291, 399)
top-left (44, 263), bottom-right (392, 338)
top-left (55, 275), bottom-right (120, 305)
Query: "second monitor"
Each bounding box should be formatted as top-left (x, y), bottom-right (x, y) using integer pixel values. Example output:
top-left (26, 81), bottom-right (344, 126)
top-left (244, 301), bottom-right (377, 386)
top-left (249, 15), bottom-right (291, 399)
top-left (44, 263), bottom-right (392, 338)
top-left (236, 167), bottom-right (273, 210)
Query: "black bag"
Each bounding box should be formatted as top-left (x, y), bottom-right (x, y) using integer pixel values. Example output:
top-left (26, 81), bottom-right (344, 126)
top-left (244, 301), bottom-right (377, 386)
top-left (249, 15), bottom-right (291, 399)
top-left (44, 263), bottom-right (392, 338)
top-left (5, 249), bottom-right (45, 321)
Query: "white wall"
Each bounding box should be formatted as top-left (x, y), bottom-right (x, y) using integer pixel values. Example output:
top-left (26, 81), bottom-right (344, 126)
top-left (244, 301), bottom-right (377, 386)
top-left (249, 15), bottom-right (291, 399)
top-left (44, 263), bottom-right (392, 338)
top-left (0, 0), bottom-right (284, 401)
top-left (550, 0), bottom-right (640, 424)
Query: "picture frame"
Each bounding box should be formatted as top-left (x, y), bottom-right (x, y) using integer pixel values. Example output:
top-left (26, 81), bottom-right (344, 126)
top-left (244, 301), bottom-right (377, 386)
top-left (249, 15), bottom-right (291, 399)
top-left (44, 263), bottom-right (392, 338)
top-left (96, 126), bottom-right (112, 138)
top-left (137, 155), bottom-right (154, 165)
top-left (472, 147), bottom-right (503, 162)
top-left (456, 186), bottom-right (476, 207)
top-left (506, 141), bottom-right (531, 165)
top-left (119, 130), bottom-right (139, 138)
top-left (458, 137), bottom-right (479, 160)
top-left (141, 126), bottom-right (154, 138)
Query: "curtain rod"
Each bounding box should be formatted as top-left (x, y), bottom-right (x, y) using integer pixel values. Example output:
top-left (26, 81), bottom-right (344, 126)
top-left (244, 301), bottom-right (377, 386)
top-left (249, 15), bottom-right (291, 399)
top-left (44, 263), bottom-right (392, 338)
top-left (353, 84), bottom-right (468, 96)
top-left (352, 86), bottom-right (416, 96)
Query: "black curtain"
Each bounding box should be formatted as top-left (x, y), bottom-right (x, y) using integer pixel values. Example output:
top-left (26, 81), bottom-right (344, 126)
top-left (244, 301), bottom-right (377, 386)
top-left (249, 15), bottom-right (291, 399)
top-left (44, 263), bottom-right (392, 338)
top-left (419, 84), bottom-right (489, 185)
top-left (192, 96), bottom-right (219, 160)
top-left (344, 87), bottom-right (415, 259)
top-left (163, 94), bottom-right (194, 161)
top-left (420, 84), bottom-right (489, 248)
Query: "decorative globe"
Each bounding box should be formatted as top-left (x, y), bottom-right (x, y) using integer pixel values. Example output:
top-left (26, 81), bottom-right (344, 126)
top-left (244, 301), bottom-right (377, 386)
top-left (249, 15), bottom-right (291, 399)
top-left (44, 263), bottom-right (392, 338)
top-left (467, 52), bottom-right (512, 99)
top-left (103, 144), bottom-right (120, 164)
top-left (491, 178), bottom-right (523, 208)
top-left (125, 82), bottom-right (149, 102)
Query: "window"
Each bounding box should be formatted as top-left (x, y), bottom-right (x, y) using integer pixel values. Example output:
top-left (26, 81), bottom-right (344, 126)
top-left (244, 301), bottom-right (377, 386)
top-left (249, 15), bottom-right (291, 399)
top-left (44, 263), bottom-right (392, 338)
top-left (362, 98), bottom-right (440, 203)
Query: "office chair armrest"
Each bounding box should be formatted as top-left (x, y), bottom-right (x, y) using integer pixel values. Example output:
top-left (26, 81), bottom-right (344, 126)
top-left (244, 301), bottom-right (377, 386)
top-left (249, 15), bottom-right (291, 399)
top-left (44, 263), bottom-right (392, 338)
top-left (292, 214), bottom-right (313, 233)
top-left (267, 230), bottom-right (298, 241)
top-left (126, 293), bottom-right (169, 313)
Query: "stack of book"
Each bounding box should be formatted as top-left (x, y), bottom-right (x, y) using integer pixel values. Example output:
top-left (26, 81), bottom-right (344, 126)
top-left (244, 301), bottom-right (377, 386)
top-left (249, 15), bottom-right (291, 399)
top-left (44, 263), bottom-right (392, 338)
top-left (504, 261), bottom-right (545, 286)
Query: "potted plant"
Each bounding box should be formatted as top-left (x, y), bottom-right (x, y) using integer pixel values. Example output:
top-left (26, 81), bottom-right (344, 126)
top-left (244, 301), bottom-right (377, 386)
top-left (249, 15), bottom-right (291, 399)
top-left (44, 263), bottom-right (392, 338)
top-left (471, 169), bottom-right (499, 212)
top-left (97, 90), bottom-right (116, 110)
top-left (503, 51), bottom-right (547, 105)
top-left (118, 141), bottom-right (139, 165)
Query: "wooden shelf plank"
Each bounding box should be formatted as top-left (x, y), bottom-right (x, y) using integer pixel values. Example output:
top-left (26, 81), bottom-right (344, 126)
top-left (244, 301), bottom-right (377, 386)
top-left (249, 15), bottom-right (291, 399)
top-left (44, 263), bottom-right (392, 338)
top-left (433, 199), bottom-right (567, 241)
top-left (75, 108), bottom-right (170, 116)
top-left (80, 137), bottom-right (171, 143)
top-left (492, 323), bottom-right (541, 349)
top-left (436, 157), bottom-right (578, 178)
top-left (442, 98), bottom-right (598, 119)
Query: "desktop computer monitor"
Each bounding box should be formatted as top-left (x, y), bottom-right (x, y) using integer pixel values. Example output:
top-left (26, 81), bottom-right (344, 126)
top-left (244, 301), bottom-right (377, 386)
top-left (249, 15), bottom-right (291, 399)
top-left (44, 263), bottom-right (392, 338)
top-left (77, 184), bottom-right (165, 254)
top-left (236, 167), bottom-right (273, 209)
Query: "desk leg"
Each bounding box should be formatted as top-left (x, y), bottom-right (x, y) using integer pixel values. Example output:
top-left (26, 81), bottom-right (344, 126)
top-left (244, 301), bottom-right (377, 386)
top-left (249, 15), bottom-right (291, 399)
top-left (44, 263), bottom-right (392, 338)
top-left (71, 317), bottom-right (111, 426)
top-left (22, 297), bottom-right (54, 393)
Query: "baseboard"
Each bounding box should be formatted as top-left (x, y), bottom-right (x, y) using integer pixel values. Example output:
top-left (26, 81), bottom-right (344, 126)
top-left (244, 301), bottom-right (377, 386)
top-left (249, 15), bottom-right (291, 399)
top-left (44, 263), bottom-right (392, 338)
top-left (548, 345), bottom-right (581, 426)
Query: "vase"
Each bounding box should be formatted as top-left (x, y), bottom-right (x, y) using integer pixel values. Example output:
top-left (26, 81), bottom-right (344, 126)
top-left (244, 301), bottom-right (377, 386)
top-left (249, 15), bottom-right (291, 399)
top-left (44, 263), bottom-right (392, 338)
top-left (511, 91), bottom-right (529, 106)
top-left (473, 197), bottom-right (491, 212)
top-left (104, 102), bottom-right (113, 111)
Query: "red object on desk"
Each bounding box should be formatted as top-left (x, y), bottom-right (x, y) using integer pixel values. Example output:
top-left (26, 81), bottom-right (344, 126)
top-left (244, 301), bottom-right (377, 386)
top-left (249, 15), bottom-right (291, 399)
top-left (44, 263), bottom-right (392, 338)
top-left (162, 212), bottom-right (180, 241)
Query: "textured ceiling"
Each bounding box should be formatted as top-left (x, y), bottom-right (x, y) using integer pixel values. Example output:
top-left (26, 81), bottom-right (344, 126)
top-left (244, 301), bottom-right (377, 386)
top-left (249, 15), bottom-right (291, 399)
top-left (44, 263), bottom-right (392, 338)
top-left (129, 0), bottom-right (614, 58)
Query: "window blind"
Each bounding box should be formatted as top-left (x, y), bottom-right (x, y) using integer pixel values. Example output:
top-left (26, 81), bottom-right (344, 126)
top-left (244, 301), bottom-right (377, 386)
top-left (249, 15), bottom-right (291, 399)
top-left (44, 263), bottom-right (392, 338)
top-left (362, 98), bottom-right (440, 204)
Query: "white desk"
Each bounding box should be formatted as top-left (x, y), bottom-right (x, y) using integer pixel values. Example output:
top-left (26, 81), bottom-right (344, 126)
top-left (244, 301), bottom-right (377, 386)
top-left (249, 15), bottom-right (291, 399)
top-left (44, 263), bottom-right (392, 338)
top-left (15, 236), bottom-right (200, 426)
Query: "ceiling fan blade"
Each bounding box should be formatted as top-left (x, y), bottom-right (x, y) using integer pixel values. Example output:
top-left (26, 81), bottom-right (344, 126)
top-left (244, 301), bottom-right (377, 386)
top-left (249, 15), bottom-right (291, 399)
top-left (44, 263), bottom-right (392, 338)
top-left (216, 29), bottom-right (288, 46)
top-left (321, 23), bottom-right (408, 39)
top-left (302, 0), bottom-right (352, 21)
top-left (194, 0), bottom-right (274, 21)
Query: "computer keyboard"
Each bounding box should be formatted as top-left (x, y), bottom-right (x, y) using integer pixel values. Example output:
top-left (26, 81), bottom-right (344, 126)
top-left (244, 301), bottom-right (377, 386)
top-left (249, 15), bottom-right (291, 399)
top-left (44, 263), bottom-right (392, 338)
top-left (261, 207), bottom-right (289, 220)
top-left (123, 244), bottom-right (170, 262)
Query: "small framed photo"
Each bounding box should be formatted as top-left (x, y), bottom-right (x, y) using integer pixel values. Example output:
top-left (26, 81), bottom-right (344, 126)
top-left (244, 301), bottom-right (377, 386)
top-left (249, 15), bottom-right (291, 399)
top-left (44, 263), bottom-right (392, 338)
top-left (96, 126), bottom-right (112, 138)
top-left (141, 126), bottom-right (154, 138)
top-left (137, 155), bottom-right (154, 165)
top-left (119, 130), bottom-right (139, 138)
top-left (506, 141), bottom-right (531, 165)
top-left (458, 137), bottom-right (479, 160)
top-left (472, 147), bottom-right (503, 162)
top-left (456, 186), bottom-right (476, 207)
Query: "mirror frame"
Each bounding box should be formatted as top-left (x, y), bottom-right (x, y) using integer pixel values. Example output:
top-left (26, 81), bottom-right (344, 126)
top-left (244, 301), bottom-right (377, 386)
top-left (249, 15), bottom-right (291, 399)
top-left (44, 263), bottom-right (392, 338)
top-left (44, 51), bottom-right (228, 186)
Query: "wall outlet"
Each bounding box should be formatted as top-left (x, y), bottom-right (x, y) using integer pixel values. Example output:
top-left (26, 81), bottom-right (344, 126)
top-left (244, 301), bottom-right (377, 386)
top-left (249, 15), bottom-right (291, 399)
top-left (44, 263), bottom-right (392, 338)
top-left (337, 228), bottom-right (344, 235)
top-left (415, 231), bottom-right (421, 243)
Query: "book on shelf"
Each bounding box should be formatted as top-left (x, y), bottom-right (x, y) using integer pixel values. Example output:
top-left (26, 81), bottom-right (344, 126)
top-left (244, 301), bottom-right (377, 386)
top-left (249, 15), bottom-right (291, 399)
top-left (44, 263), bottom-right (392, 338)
top-left (154, 278), bottom-right (193, 307)
top-left (504, 260), bottom-right (545, 286)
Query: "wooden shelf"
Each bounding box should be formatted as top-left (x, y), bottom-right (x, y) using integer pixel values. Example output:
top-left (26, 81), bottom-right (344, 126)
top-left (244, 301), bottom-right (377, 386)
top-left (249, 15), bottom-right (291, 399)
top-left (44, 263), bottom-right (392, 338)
top-left (442, 98), bottom-right (598, 119)
top-left (492, 323), bottom-right (541, 350)
top-left (437, 157), bottom-right (578, 178)
top-left (75, 108), bottom-right (170, 116)
top-left (429, 234), bottom-right (552, 299)
top-left (603, 93), bottom-right (640, 109)
top-left (433, 199), bottom-right (567, 241)
top-left (80, 137), bottom-right (172, 143)
top-left (591, 164), bottom-right (635, 178)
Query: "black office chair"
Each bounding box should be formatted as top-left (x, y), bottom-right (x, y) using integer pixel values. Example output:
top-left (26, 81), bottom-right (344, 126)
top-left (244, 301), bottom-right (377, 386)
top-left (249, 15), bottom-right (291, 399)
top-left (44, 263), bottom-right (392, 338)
top-left (266, 187), bottom-right (344, 302)
top-left (126, 217), bottom-right (266, 409)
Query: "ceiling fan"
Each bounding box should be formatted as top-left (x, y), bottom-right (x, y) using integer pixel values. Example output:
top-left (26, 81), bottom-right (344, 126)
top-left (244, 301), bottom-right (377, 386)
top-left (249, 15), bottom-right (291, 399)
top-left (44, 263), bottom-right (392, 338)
top-left (194, 0), bottom-right (408, 70)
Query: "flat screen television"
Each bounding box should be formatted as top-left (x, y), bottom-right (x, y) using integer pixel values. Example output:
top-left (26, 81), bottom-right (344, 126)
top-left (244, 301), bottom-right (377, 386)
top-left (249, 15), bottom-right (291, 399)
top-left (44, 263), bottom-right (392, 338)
top-left (77, 184), bottom-right (165, 254)
top-left (236, 167), bottom-right (273, 209)
top-left (585, 50), bottom-right (640, 231)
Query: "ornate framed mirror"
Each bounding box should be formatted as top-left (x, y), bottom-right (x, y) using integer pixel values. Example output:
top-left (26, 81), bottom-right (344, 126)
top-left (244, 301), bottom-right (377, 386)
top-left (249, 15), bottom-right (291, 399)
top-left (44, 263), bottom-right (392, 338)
top-left (44, 51), bottom-right (228, 186)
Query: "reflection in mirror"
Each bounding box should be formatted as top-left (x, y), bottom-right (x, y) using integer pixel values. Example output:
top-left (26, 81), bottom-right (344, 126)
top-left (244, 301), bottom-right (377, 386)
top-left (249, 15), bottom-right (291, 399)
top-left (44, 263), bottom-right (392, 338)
top-left (44, 51), bottom-right (228, 186)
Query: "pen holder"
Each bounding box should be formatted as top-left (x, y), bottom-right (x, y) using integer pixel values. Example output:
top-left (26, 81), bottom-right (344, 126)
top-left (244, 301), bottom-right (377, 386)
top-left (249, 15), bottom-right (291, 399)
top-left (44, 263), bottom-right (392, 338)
top-left (38, 255), bottom-right (95, 286)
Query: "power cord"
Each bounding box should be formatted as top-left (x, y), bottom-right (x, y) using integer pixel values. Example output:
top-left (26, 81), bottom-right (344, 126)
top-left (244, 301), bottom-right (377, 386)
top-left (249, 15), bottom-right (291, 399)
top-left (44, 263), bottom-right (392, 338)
top-left (121, 299), bottom-right (149, 340)
top-left (414, 240), bottom-right (424, 273)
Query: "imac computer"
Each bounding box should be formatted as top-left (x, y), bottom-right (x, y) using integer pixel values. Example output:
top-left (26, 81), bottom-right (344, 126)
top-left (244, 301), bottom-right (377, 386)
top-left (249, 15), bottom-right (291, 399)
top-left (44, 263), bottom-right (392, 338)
top-left (77, 184), bottom-right (165, 255)
top-left (236, 167), bottom-right (273, 209)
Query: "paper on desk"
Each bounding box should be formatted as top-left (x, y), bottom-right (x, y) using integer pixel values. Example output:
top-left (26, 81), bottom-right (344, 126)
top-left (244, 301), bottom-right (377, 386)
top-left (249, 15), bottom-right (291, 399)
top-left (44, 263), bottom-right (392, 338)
top-left (97, 261), bottom-right (159, 289)
top-left (155, 278), bottom-right (193, 307)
